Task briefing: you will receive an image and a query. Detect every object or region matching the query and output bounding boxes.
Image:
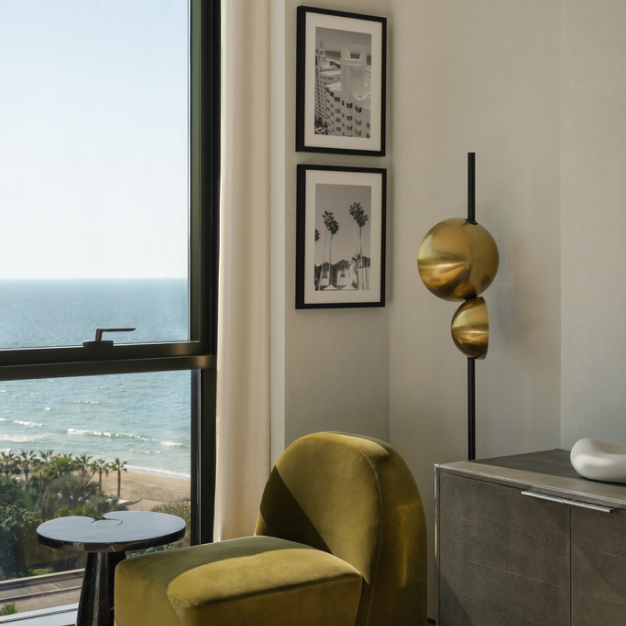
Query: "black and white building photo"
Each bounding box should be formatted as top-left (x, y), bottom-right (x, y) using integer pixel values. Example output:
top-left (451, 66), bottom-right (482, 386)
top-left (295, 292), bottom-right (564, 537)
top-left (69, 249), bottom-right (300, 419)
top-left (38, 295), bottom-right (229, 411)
top-left (297, 7), bottom-right (386, 155)
top-left (314, 28), bottom-right (372, 139)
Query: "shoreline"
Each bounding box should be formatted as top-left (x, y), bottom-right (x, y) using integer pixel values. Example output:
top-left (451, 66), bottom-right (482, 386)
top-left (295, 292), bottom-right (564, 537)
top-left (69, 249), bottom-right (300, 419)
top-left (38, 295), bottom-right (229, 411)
top-left (100, 470), bottom-right (190, 509)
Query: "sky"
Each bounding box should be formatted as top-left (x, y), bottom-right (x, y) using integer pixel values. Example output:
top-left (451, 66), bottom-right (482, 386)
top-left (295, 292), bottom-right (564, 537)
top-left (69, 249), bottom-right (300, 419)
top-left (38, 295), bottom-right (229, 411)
top-left (316, 27), bottom-right (371, 57)
top-left (315, 183), bottom-right (371, 267)
top-left (0, 1), bottom-right (189, 279)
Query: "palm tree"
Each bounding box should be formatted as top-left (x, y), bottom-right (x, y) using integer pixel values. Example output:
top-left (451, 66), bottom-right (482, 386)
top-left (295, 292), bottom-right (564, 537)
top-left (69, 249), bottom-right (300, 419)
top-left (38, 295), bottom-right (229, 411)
top-left (357, 211), bottom-right (369, 289)
top-left (320, 212), bottom-right (334, 289)
top-left (109, 459), bottom-right (127, 498)
top-left (43, 454), bottom-right (78, 482)
top-left (39, 450), bottom-right (55, 467)
top-left (89, 458), bottom-right (110, 493)
top-left (325, 217), bottom-right (339, 290)
top-left (37, 450), bottom-right (55, 490)
top-left (75, 454), bottom-right (93, 480)
top-left (19, 450), bottom-right (38, 482)
top-left (349, 203), bottom-right (369, 290)
top-left (314, 229), bottom-right (322, 290)
top-left (349, 202), bottom-right (363, 288)
top-left (0, 451), bottom-right (19, 478)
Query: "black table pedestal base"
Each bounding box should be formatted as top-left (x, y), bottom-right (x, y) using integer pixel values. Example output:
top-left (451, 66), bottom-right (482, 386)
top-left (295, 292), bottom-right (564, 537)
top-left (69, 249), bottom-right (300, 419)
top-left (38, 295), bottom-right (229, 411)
top-left (76, 552), bottom-right (126, 626)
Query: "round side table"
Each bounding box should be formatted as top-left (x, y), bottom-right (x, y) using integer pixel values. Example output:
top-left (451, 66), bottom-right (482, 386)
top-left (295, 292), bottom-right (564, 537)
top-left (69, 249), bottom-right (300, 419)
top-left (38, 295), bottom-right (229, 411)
top-left (37, 510), bottom-right (186, 626)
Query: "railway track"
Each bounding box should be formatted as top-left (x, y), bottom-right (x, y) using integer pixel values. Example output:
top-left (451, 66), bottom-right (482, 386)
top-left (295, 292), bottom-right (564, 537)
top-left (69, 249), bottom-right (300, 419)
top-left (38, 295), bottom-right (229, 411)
top-left (0, 571), bottom-right (83, 604)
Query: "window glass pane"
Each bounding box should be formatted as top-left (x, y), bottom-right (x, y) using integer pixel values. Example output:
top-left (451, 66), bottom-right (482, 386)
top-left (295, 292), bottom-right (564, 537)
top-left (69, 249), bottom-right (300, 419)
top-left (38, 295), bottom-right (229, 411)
top-left (0, 279), bottom-right (187, 349)
top-left (0, 0), bottom-right (189, 348)
top-left (0, 371), bottom-right (191, 615)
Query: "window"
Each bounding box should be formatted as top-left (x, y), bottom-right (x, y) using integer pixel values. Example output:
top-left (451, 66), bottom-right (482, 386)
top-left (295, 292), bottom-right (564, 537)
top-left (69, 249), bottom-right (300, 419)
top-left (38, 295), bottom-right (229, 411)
top-left (0, 0), bottom-right (219, 618)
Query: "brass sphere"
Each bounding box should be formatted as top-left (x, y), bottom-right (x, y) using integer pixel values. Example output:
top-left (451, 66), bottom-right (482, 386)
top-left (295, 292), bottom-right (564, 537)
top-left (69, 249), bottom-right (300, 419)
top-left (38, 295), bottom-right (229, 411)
top-left (451, 297), bottom-right (489, 359)
top-left (417, 218), bottom-right (499, 301)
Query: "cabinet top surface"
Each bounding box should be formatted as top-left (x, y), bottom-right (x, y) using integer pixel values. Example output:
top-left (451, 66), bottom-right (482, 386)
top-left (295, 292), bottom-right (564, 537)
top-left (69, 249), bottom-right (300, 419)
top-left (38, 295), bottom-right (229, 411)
top-left (437, 449), bottom-right (626, 508)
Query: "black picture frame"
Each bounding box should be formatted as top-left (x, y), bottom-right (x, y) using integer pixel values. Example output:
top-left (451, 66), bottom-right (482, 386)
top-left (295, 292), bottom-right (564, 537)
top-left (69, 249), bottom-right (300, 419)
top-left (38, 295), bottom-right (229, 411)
top-left (296, 164), bottom-right (386, 309)
top-left (296, 6), bottom-right (387, 156)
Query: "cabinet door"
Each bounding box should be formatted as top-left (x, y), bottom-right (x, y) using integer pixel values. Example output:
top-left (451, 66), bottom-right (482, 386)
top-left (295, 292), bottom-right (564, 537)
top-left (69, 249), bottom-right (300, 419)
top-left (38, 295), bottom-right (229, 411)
top-left (437, 472), bottom-right (570, 626)
top-left (571, 506), bottom-right (626, 625)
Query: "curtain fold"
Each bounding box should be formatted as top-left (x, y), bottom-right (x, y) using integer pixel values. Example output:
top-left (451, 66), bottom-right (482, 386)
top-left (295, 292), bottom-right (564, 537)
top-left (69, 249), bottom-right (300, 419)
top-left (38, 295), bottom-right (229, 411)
top-left (214, 0), bottom-right (272, 542)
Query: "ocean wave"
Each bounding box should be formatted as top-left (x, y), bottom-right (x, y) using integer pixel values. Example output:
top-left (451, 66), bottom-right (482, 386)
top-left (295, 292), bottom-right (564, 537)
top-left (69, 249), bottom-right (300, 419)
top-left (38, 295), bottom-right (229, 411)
top-left (67, 428), bottom-right (150, 442)
top-left (0, 417), bottom-right (9, 422)
top-left (160, 441), bottom-right (190, 448)
top-left (14, 420), bottom-right (44, 428)
top-left (68, 428), bottom-right (112, 437)
top-left (0, 434), bottom-right (49, 443)
top-left (126, 464), bottom-right (191, 481)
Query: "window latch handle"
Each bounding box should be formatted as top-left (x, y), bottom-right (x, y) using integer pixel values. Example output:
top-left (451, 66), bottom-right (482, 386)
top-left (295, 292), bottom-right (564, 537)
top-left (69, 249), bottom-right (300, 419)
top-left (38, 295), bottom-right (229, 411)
top-left (83, 328), bottom-right (136, 347)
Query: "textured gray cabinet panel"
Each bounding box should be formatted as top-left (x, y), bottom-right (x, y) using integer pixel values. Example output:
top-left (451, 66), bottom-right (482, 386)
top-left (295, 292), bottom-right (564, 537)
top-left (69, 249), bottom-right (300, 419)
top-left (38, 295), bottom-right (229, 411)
top-left (439, 473), bottom-right (570, 587)
top-left (571, 591), bottom-right (626, 625)
top-left (439, 553), bottom-right (570, 626)
top-left (572, 507), bottom-right (626, 614)
top-left (438, 473), bottom-right (570, 626)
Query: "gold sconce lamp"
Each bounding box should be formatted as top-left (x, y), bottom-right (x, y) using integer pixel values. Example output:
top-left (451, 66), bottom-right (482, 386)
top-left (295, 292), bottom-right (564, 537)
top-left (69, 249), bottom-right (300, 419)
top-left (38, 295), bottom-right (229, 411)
top-left (417, 154), bottom-right (499, 459)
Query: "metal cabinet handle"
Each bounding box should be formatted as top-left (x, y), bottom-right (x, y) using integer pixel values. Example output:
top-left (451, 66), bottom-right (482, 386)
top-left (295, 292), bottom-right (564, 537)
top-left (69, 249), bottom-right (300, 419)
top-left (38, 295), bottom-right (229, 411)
top-left (521, 490), bottom-right (614, 513)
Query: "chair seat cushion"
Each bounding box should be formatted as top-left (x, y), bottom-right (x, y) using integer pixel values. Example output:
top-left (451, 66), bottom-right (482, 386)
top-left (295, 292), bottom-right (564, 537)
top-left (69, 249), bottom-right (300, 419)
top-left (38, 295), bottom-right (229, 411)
top-left (115, 535), bottom-right (363, 626)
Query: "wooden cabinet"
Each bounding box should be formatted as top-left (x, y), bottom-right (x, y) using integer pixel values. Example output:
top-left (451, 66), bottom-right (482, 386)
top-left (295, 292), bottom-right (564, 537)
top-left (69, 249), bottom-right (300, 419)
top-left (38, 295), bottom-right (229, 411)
top-left (436, 450), bottom-right (626, 626)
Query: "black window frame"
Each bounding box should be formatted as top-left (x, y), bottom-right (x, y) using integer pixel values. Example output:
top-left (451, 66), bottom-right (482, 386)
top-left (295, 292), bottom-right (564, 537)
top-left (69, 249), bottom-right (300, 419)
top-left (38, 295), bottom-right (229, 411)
top-left (0, 0), bottom-right (220, 544)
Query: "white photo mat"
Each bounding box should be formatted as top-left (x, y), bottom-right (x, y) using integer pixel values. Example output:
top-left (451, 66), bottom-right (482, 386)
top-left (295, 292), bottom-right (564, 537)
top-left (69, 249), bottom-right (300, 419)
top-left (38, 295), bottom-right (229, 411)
top-left (301, 168), bottom-right (385, 306)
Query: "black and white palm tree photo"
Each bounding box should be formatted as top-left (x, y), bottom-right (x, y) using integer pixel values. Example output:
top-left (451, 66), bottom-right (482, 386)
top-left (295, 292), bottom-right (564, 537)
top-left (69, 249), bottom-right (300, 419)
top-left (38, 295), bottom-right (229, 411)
top-left (296, 165), bottom-right (386, 309)
top-left (314, 185), bottom-right (371, 292)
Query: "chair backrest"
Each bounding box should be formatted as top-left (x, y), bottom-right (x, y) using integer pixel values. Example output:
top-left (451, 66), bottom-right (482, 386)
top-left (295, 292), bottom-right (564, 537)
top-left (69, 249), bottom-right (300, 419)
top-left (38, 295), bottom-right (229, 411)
top-left (255, 432), bottom-right (427, 626)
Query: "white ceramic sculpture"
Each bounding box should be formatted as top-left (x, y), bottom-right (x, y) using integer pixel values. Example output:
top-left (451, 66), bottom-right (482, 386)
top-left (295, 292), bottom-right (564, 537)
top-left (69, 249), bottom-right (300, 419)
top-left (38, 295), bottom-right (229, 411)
top-left (570, 438), bottom-right (626, 483)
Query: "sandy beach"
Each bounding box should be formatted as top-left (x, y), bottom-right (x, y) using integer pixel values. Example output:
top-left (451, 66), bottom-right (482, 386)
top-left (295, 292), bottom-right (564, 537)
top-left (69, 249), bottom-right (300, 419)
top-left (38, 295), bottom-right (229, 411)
top-left (100, 470), bottom-right (190, 510)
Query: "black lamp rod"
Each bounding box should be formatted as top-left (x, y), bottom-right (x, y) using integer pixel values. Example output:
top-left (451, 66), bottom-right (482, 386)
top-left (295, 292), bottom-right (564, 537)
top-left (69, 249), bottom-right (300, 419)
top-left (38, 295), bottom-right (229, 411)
top-left (467, 152), bottom-right (477, 460)
top-left (468, 152), bottom-right (476, 224)
top-left (468, 357), bottom-right (476, 460)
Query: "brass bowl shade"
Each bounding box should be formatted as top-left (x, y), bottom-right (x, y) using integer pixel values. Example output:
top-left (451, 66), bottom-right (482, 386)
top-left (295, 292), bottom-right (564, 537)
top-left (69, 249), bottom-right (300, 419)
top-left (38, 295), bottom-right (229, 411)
top-left (417, 217), bottom-right (499, 301)
top-left (451, 297), bottom-right (489, 359)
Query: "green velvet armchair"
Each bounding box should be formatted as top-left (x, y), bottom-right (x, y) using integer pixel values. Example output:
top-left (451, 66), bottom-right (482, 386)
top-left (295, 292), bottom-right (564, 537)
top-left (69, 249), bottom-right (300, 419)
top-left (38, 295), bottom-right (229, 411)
top-left (115, 432), bottom-right (427, 625)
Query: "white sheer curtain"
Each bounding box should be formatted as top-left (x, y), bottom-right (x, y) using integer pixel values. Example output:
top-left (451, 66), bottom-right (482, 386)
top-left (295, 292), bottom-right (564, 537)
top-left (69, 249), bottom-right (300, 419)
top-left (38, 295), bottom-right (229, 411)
top-left (214, 0), bottom-right (272, 541)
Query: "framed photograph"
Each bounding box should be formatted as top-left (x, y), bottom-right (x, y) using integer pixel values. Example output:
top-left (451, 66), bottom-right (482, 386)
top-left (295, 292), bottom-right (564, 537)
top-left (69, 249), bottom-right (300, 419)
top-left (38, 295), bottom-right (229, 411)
top-left (296, 165), bottom-right (386, 309)
top-left (296, 6), bottom-right (387, 156)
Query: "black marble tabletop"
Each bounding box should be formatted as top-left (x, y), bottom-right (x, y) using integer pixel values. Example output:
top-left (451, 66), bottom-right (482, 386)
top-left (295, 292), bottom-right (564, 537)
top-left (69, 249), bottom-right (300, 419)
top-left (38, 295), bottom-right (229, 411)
top-left (37, 510), bottom-right (187, 553)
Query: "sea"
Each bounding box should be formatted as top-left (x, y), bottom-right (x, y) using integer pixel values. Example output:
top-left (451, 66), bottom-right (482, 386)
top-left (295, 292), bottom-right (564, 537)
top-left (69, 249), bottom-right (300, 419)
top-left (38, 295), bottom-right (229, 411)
top-left (0, 280), bottom-right (192, 480)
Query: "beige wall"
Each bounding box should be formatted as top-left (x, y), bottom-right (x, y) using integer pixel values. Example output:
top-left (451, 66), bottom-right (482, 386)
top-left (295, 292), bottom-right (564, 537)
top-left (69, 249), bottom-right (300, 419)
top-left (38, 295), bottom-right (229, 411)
top-left (387, 0), bottom-right (562, 616)
top-left (279, 0), bottom-right (392, 450)
top-left (273, 0), bottom-right (626, 620)
top-left (560, 0), bottom-right (626, 449)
